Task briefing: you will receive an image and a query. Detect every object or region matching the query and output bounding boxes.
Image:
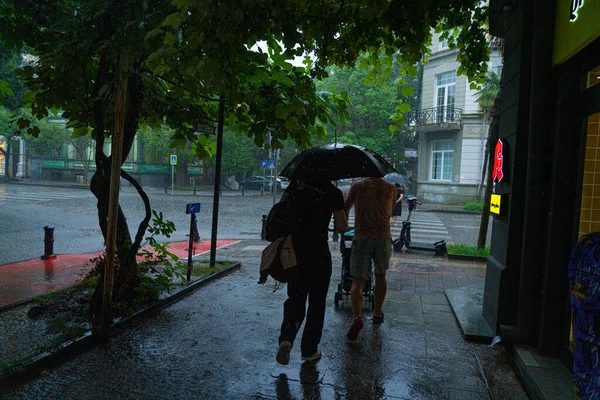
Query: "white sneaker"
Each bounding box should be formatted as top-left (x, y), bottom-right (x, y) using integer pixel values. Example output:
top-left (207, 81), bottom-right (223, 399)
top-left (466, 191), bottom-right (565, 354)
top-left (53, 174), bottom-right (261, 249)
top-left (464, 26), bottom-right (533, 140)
top-left (276, 341), bottom-right (292, 365)
top-left (301, 350), bottom-right (322, 363)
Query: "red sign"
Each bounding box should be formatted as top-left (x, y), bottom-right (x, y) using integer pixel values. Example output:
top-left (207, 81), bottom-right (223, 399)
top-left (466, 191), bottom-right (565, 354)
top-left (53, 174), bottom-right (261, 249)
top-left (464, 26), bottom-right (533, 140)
top-left (493, 139), bottom-right (504, 182)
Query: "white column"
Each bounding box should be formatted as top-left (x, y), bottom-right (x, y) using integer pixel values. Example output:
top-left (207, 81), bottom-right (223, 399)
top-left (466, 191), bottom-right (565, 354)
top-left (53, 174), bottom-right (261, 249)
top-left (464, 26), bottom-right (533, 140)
top-left (17, 138), bottom-right (26, 179)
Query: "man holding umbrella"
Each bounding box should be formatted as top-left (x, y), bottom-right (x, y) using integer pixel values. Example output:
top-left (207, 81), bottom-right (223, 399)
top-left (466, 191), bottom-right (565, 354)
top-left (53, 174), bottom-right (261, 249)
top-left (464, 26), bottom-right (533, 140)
top-left (279, 143), bottom-right (398, 344)
top-left (344, 176), bottom-right (396, 340)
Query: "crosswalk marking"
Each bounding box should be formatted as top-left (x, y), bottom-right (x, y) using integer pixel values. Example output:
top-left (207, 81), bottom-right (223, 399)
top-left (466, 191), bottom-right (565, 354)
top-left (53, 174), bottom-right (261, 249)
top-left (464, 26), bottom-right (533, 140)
top-left (332, 212), bottom-right (453, 243)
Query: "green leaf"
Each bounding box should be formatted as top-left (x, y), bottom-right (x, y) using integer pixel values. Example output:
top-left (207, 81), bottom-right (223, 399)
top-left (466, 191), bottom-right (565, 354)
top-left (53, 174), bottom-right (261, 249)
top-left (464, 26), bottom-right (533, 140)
top-left (162, 13), bottom-right (182, 30)
top-left (0, 80), bottom-right (13, 97)
top-left (72, 126), bottom-right (89, 138)
top-left (399, 103), bottom-right (411, 113)
top-left (401, 85), bottom-right (414, 98)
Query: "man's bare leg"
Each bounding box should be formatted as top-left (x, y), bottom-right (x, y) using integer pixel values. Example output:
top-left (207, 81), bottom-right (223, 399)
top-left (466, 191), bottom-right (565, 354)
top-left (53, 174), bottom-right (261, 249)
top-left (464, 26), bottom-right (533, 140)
top-left (373, 274), bottom-right (387, 318)
top-left (350, 278), bottom-right (365, 319)
top-left (347, 277), bottom-right (366, 340)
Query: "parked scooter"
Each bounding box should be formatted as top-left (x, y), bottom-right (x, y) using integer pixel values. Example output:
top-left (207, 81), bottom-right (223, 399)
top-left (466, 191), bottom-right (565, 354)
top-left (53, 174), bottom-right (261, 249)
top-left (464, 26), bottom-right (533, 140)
top-left (393, 196), bottom-right (447, 256)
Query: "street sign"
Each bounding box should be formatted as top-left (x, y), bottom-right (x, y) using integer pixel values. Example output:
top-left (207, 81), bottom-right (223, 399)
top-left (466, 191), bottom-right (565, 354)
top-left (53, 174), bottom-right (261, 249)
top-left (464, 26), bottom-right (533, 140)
top-left (268, 159), bottom-right (276, 168)
top-left (170, 155), bottom-right (177, 165)
top-left (260, 160), bottom-right (268, 168)
top-left (404, 149), bottom-right (418, 158)
top-left (490, 194), bottom-right (501, 215)
top-left (493, 139), bottom-right (504, 182)
top-left (186, 202), bottom-right (201, 214)
top-left (195, 124), bottom-right (216, 135)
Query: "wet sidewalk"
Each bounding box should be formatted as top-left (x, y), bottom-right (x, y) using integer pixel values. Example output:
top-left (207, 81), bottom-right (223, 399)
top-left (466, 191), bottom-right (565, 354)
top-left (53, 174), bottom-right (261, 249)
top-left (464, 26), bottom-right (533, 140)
top-left (0, 239), bottom-right (529, 399)
top-left (0, 239), bottom-right (239, 310)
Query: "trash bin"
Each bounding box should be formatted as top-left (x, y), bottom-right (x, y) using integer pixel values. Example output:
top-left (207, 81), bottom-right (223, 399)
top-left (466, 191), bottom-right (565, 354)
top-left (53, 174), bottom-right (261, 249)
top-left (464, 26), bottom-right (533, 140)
top-left (569, 232), bottom-right (600, 399)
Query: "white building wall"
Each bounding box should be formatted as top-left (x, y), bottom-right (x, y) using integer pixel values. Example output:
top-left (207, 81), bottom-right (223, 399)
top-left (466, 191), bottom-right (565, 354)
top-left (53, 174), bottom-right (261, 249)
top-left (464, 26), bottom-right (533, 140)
top-left (460, 138), bottom-right (485, 184)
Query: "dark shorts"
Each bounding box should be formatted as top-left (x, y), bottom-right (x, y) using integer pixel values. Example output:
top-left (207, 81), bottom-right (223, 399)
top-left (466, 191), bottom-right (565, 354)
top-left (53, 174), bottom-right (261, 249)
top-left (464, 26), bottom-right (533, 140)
top-left (349, 238), bottom-right (392, 279)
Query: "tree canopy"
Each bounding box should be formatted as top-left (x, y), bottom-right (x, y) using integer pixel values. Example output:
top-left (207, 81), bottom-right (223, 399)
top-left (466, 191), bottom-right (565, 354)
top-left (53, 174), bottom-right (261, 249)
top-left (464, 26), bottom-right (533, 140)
top-left (0, 0), bottom-right (492, 314)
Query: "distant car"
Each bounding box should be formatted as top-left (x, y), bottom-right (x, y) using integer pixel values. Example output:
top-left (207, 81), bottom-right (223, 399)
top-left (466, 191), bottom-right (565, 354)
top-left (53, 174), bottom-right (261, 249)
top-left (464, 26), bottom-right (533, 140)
top-left (239, 176), bottom-right (271, 191)
top-left (279, 177), bottom-right (290, 190)
top-left (266, 175), bottom-right (287, 191)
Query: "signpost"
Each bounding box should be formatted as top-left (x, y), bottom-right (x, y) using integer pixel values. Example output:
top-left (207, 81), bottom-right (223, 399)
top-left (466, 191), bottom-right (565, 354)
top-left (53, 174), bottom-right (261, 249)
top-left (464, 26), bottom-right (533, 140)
top-left (186, 202), bottom-right (201, 281)
top-left (170, 155), bottom-right (177, 195)
top-left (260, 159), bottom-right (275, 197)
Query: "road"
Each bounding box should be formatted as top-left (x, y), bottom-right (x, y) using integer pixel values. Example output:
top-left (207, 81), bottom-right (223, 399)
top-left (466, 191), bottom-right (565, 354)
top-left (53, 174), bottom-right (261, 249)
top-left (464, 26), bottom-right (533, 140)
top-left (0, 183), bottom-right (491, 265)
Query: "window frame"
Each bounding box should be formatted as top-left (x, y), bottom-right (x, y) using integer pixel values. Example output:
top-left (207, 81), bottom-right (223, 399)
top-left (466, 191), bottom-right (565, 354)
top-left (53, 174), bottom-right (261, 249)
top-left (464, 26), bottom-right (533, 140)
top-left (434, 71), bottom-right (457, 122)
top-left (430, 139), bottom-right (454, 181)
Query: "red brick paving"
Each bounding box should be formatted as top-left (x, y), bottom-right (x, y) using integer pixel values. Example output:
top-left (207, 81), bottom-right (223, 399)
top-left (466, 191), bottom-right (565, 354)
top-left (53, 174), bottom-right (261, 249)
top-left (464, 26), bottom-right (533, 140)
top-left (0, 239), bottom-right (239, 309)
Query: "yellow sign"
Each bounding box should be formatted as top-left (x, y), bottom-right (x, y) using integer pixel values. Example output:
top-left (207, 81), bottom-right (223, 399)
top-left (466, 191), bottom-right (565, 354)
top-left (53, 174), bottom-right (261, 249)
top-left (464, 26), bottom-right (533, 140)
top-left (553, 0), bottom-right (600, 65)
top-left (490, 194), bottom-right (501, 215)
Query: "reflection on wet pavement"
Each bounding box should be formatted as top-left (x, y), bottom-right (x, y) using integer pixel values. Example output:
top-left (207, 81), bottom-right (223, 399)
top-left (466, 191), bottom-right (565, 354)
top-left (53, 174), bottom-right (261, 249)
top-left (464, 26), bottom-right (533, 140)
top-left (1, 241), bottom-right (527, 399)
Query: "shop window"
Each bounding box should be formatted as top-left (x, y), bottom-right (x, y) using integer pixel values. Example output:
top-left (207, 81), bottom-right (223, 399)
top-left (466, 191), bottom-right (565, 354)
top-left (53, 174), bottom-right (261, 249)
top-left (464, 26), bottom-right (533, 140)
top-left (587, 65), bottom-right (600, 88)
top-left (579, 111), bottom-right (600, 237)
top-left (431, 139), bottom-right (454, 181)
top-left (435, 71), bottom-right (456, 122)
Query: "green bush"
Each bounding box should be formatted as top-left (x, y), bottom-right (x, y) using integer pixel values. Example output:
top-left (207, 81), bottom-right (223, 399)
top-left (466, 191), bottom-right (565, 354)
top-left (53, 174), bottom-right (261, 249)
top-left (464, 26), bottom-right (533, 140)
top-left (447, 243), bottom-right (490, 257)
top-left (462, 201), bottom-right (484, 212)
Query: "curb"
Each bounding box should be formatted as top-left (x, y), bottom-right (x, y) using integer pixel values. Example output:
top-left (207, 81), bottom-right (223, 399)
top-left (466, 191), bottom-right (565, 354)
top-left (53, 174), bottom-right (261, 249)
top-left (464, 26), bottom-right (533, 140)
top-left (420, 208), bottom-right (480, 215)
top-left (0, 262), bottom-right (241, 385)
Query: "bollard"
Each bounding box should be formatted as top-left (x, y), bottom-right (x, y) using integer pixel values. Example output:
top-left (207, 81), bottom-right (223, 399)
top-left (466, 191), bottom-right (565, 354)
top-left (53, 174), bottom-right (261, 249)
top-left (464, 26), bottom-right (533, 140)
top-left (41, 226), bottom-right (57, 260)
top-left (261, 214), bottom-right (267, 240)
top-left (260, 185), bottom-right (264, 195)
top-left (193, 186), bottom-right (196, 195)
top-left (241, 186), bottom-right (245, 196)
top-left (164, 185), bottom-right (168, 194)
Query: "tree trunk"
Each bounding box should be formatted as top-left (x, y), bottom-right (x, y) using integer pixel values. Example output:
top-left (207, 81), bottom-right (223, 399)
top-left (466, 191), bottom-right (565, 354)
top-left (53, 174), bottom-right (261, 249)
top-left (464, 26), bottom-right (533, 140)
top-left (89, 54), bottom-right (148, 323)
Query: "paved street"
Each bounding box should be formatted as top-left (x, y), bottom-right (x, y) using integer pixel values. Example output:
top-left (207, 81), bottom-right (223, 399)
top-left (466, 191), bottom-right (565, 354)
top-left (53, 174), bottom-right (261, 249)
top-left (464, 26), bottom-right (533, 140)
top-left (0, 182), bottom-right (491, 265)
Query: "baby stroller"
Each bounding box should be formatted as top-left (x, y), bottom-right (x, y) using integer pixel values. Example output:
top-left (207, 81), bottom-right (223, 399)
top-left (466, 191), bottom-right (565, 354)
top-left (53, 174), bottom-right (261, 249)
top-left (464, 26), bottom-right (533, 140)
top-left (333, 230), bottom-right (374, 310)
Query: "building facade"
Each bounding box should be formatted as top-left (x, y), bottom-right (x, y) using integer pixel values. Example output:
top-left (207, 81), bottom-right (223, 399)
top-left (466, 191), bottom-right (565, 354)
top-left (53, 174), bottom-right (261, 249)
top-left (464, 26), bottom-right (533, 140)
top-left (473, 0), bottom-right (600, 392)
top-left (2, 115), bottom-right (206, 187)
top-left (411, 34), bottom-right (503, 204)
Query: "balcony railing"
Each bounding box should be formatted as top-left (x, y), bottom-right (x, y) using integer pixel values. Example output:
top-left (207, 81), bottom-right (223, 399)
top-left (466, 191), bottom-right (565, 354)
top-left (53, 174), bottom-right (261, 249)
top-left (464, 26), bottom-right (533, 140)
top-left (407, 106), bottom-right (462, 131)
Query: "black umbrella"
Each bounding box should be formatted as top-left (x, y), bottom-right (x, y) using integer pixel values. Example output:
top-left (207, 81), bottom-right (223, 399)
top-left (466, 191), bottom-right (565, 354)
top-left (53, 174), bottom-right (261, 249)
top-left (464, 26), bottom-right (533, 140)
top-left (384, 172), bottom-right (410, 187)
top-left (279, 143), bottom-right (397, 181)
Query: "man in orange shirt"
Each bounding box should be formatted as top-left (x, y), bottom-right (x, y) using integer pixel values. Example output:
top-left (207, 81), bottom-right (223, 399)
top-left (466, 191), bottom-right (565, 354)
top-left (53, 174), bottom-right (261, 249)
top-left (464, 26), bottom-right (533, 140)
top-left (344, 176), bottom-right (396, 340)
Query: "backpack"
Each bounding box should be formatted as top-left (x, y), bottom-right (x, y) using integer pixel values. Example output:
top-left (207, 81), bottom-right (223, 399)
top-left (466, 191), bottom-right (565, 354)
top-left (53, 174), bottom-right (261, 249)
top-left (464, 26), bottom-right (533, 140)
top-left (259, 235), bottom-right (300, 284)
top-left (265, 194), bottom-right (297, 242)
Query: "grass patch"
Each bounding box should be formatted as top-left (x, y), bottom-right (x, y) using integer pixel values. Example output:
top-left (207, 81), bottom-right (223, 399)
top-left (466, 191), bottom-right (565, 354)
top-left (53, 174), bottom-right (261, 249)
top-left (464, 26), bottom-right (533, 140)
top-left (191, 260), bottom-right (234, 278)
top-left (462, 201), bottom-right (483, 212)
top-left (34, 276), bottom-right (98, 306)
top-left (447, 243), bottom-right (490, 257)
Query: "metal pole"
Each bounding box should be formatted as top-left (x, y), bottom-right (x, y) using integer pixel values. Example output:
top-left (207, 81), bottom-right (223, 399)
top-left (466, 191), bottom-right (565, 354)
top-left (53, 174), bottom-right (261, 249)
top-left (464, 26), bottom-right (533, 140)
top-left (171, 164), bottom-right (174, 195)
top-left (99, 52), bottom-right (128, 340)
top-left (210, 96), bottom-right (225, 267)
top-left (186, 213), bottom-right (195, 281)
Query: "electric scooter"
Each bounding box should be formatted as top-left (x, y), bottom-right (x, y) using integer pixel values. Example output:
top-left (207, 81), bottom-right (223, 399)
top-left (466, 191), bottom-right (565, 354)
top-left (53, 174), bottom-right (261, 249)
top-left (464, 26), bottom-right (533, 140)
top-left (393, 196), bottom-right (448, 256)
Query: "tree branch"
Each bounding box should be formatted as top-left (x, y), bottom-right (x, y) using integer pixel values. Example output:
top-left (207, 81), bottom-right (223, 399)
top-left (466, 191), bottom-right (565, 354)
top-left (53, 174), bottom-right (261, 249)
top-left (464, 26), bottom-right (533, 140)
top-left (120, 169), bottom-right (152, 267)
